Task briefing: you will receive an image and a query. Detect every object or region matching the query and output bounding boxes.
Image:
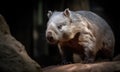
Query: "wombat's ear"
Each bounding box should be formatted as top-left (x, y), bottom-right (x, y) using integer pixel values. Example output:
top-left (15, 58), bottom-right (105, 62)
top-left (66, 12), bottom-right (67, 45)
top-left (47, 10), bottom-right (52, 18)
top-left (63, 8), bottom-right (70, 17)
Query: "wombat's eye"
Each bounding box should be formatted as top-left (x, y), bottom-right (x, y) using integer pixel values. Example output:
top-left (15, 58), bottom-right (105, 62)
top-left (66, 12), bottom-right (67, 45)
top-left (57, 23), bottom-right (66, 29)
top-left (57, 25), bottom-right (62, 29)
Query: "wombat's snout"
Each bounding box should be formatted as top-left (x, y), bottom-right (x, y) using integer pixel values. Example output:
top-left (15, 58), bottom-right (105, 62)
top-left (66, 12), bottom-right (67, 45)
top-left (46, 31), bottom-right (55, 43)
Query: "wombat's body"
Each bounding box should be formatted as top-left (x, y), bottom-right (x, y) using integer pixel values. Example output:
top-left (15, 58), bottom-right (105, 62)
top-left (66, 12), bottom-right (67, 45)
top-left (46, 9), bottom-right (115, 63)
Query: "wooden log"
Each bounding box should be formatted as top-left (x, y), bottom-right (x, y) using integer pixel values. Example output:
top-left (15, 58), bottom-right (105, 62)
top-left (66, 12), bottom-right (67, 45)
top-left (43, 61), bottom-right (120, 72)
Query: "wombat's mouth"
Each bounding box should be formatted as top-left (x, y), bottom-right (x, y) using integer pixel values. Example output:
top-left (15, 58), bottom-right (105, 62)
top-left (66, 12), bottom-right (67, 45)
top-left (46, 30), bottom-right (59, 44)
top-left (47, 36), bottom-right (54, 42)
top-left (46, 36), bottom-right (58, 44)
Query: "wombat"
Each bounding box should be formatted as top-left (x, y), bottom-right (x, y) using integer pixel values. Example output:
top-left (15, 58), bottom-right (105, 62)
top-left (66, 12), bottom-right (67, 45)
top-left (46, 8), bottom-right (115, 63)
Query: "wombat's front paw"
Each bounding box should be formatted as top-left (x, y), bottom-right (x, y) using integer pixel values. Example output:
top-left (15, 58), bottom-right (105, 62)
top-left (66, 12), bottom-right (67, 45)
top-left (61, 59), bottom-right (72, 65)
top-left (83, 58), bottom-right (94, 64)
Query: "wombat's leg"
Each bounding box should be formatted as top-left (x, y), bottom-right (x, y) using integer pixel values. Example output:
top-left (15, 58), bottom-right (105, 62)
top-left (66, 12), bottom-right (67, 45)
top-left (79, 48), bottom-right (95, 63)
top-left (58, 44), bottom-right (73, 64)
top-left (79, 32), bottom-right (96, 63)
top-left (84, 48), bottom-right (96, 63)
top-left (61, 50), bottom-right (73, 64)
top-left (97, 47), bottom-right (114, 61)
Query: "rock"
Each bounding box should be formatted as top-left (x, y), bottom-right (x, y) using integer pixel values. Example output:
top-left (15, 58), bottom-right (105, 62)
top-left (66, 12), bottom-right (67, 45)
top-left (0, 15), bottom-right (42, 72)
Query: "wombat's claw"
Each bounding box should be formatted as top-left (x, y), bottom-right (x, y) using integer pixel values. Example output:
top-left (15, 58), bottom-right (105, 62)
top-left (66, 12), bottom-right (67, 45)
top-left (83, 58), bottom-right (94, 64)
top-left (61, 60), bottom-right (72, 65)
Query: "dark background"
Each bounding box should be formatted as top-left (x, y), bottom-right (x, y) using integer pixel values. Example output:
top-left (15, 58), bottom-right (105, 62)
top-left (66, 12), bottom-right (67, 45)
top-left (0, 0), bottom-right (120, 68)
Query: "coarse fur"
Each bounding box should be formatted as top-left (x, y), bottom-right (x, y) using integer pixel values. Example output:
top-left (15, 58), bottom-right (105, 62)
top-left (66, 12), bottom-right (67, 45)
top-left (46, 9), bottom-right (115, 63)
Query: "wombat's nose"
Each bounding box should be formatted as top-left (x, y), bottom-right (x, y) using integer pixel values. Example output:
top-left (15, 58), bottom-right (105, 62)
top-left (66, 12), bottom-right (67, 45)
top-left (47, 31), bottom-right (52, 37)
top-left (46, 32), bottom-right (54, 42)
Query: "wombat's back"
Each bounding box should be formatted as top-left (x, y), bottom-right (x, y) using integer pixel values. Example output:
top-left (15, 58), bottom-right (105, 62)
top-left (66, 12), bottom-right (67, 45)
top-left (76, 11), bottom-right (111, 32)
top-left (76, 11), bottom-right (115, 58)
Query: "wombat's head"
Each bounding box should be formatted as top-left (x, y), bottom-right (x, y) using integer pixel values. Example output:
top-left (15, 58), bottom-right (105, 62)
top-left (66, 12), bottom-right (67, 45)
top-left (46, 8), bottom-right (81, 44)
